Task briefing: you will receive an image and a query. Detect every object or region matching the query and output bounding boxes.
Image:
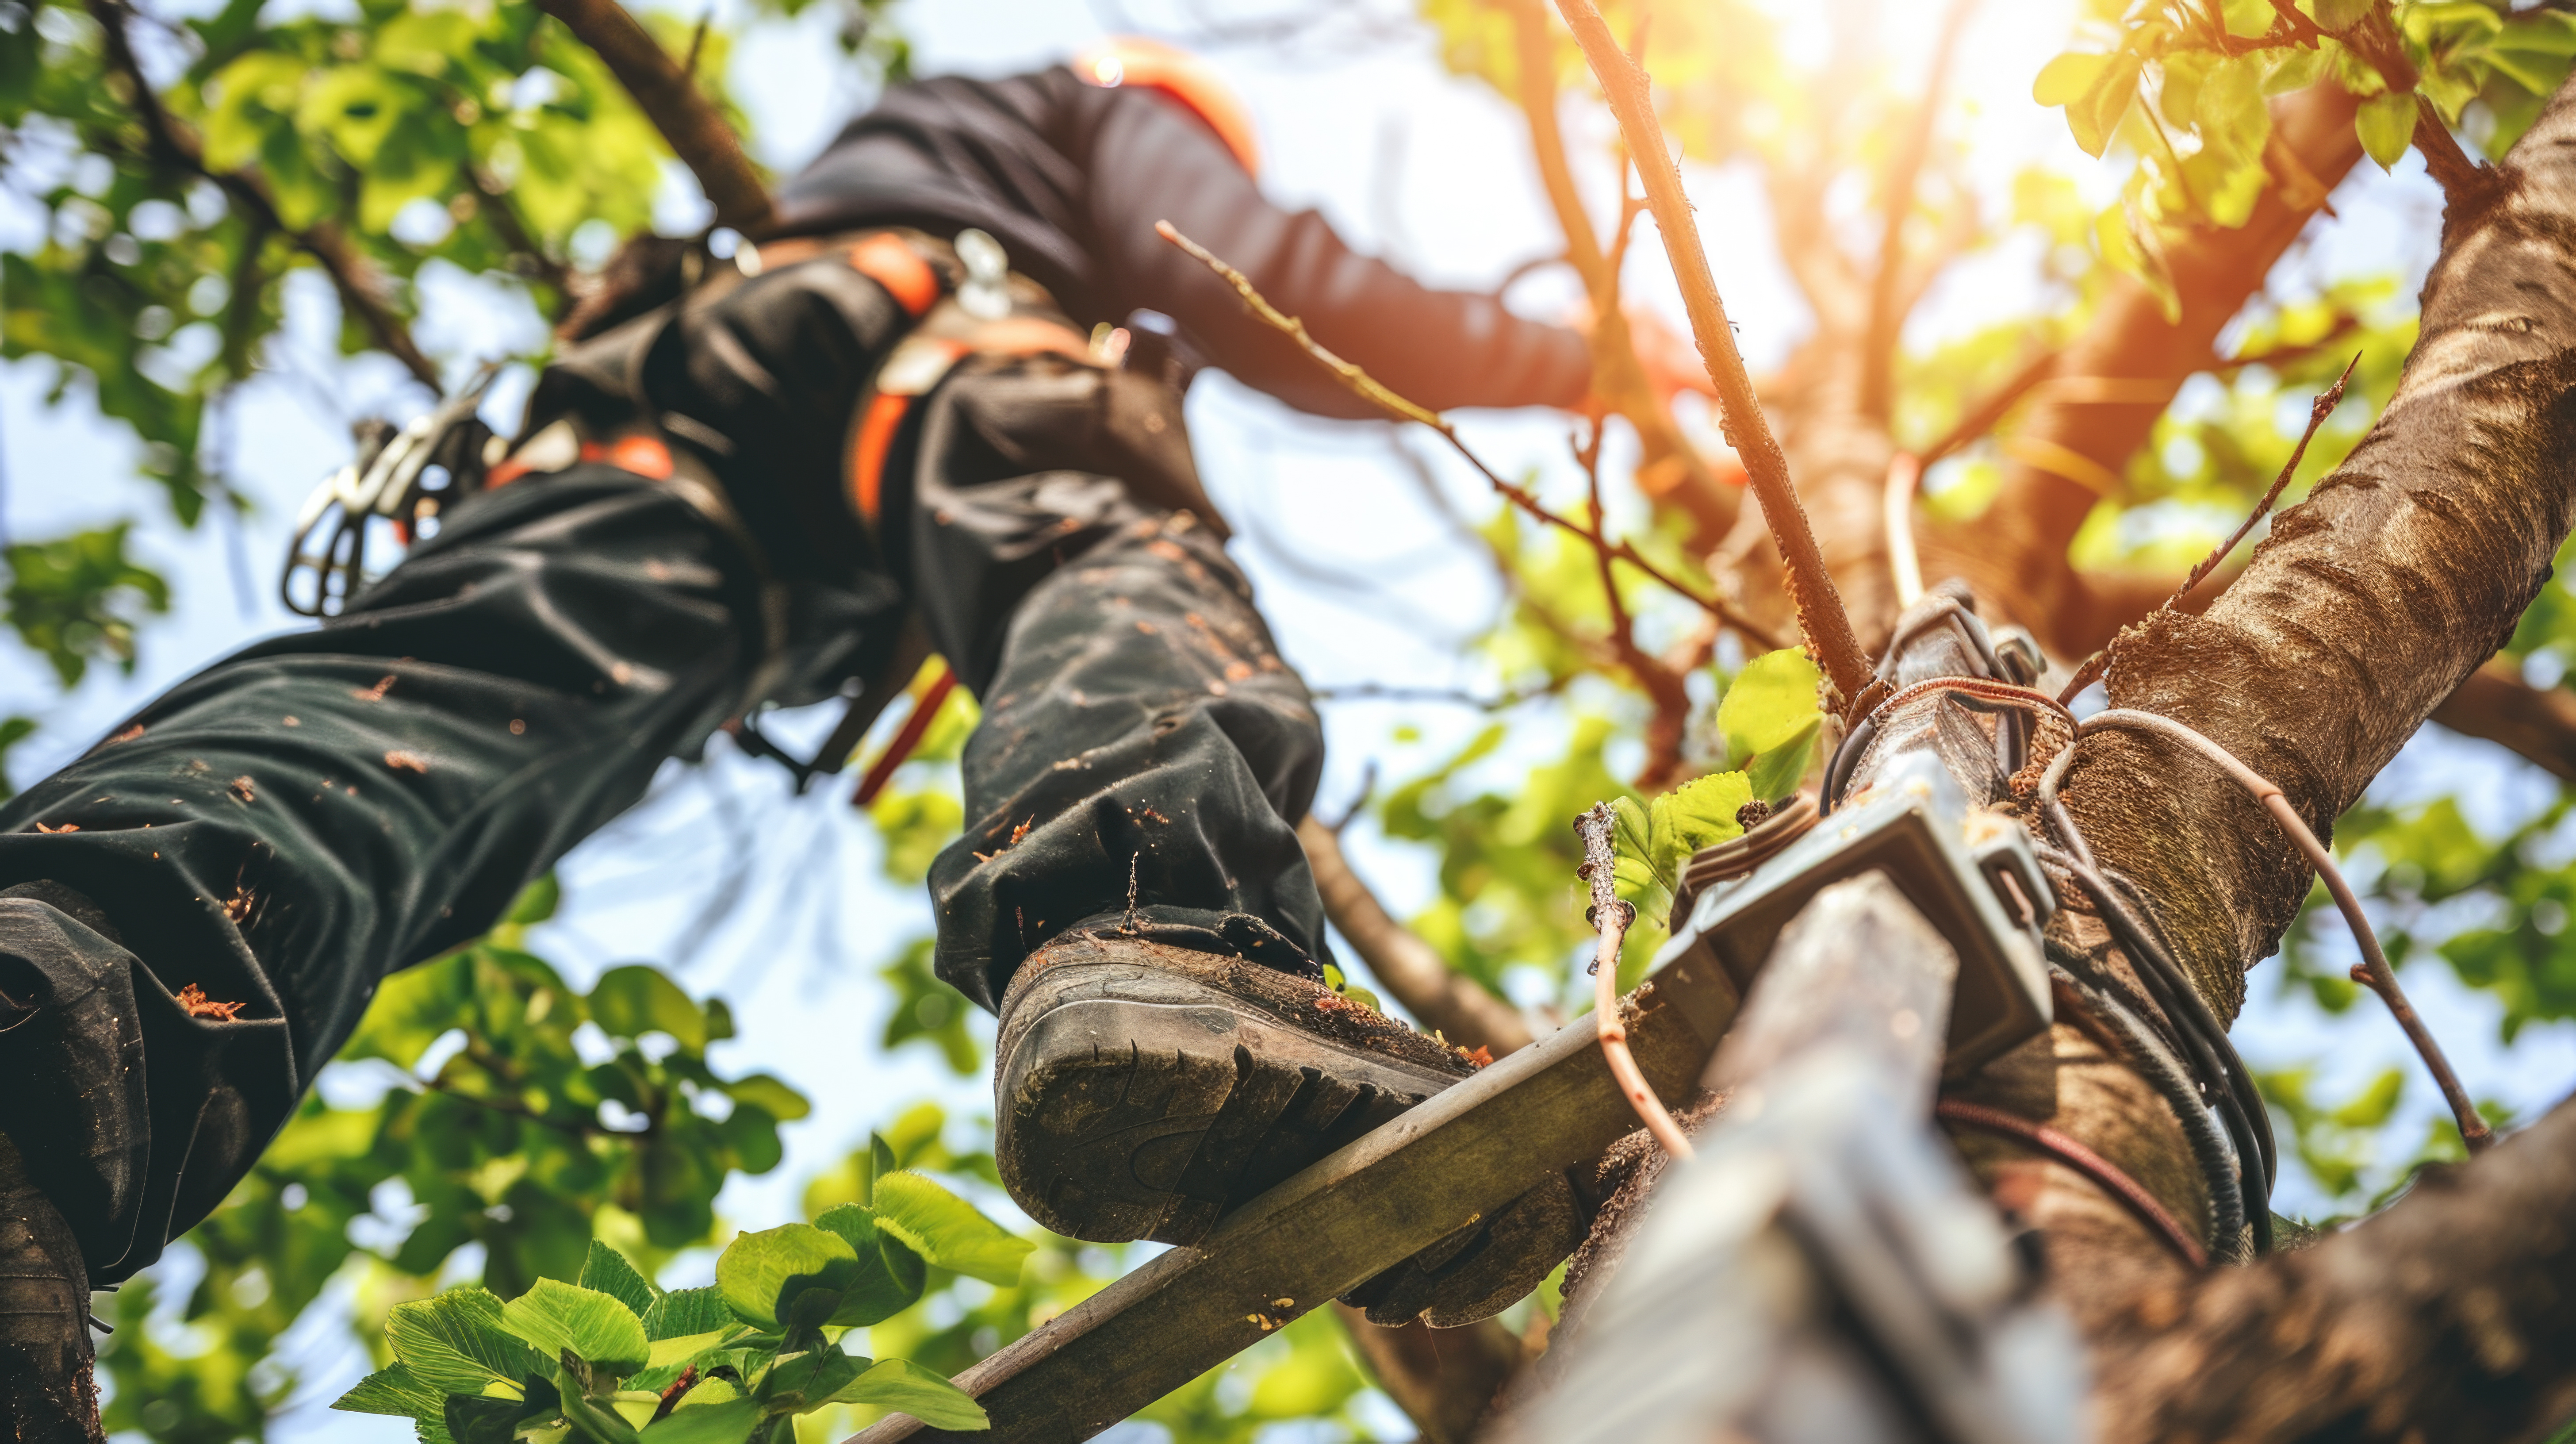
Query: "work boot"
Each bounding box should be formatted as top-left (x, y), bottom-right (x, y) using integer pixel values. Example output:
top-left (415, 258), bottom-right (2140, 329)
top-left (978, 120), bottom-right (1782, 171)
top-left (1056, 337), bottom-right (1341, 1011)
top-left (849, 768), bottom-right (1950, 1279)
top-left (0, 884), bottom-right (147, 1444)
top-left (0, 1130), bottom-right (101, 1444)
top-left (994, 931), bottom-right (1585, 1326)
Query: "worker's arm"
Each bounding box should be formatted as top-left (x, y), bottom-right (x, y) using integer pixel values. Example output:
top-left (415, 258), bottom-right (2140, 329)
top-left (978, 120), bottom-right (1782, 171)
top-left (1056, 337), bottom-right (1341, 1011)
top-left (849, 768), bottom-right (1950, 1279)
top-left (1082, 85), bottom-right (1593, 420)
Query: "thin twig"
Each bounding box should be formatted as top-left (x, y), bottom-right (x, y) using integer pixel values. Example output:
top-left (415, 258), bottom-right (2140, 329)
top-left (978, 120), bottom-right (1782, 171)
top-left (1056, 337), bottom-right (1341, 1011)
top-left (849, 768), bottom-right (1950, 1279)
top-left (1581, 419), bottom-right (1693, 788)
top-left (1859, 0), bottom-right (1978, 422)
top-left (2078, 709), bottom-right (2492, 1154)
top-left (1575, 802), bottom-right (1694, 1157)
top-left (2159, 352), bottom-right (2358, 611)
top-left (2057, 354), bottom-right (2358, 704)
top-left (88, 0), bottom-right (441, 391)
top-left (534, 0), bottom-right (773, 235)
top-left (1550, 0), bottom-right (1872, 710)
top-left (1503, 0), bottom-right (1735, 542)
top-left (1158, 221), bottom-right (1779, 650)
top-left (682, 8), bottom-right (713, 80)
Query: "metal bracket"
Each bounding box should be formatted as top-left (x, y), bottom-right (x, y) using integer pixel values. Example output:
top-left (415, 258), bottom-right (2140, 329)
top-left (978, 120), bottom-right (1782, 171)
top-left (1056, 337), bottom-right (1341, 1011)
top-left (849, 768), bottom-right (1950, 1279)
top-left (1653, 754), bottom-right (2051, 1077)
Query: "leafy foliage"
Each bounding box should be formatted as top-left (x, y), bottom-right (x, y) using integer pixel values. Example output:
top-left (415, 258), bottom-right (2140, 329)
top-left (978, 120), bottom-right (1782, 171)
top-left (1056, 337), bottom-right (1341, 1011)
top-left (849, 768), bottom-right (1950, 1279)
top-left (2, 523), bottom-right (170, 685)
top-left (96, 879), bottom-right (814, 1438)
top-left (335, 1178), bottom-right (997, 1443)
top-left (2032, 1), bottom-right (2576, 312)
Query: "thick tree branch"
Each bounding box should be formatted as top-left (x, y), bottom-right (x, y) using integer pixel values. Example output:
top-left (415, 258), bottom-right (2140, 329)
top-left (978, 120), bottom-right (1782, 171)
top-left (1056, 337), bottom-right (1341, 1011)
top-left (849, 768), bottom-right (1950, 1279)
top-left (1917, 82), bottom-right (2366, 660)
top-left (2431, 660), bottom-right (2576, 783)
top-left (89, 0), bottom-right (441, 391)
top-left (534, 0), bottom-right (774, 236)
top-left (2088, 1093), bottom-right (2576, 1444)
top-left (1551, 0), bottom-right (1874, 710)
top-left (2062, 73), bottom-right (2576, 1023)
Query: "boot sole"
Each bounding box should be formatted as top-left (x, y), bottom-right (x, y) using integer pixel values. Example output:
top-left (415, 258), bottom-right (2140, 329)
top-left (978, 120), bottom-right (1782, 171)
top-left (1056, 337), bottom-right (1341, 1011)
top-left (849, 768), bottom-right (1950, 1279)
top-left (996, 960), bottom-right (1465, 1246)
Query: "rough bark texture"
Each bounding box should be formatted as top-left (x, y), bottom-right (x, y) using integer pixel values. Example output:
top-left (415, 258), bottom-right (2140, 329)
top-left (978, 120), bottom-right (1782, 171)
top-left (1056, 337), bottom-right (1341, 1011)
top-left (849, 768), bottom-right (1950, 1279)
top-left (1917, 84), bottom-right (2365, 661)
top-left (2088, 1093), bottom-right (2576, 1444)
top-left (2068, 78), bottom-right (2576, 1023)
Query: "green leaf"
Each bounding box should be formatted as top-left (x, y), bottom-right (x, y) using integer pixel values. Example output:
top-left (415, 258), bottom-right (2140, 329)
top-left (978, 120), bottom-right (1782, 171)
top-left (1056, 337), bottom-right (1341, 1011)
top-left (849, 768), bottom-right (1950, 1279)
top-left (445, 1391), bottom-right (539, 1444)
top-left (0, 715), bottom-right (36, 803)
top-left (2358, 89), bottom-right (2419, 170)
top-left (499, 1279), bottom-right (652, 1377)
top-left (1744, 719), bottom-right (1821, 804)
top-left (714, 1222), bottom-right (861, 1332)
top-left (3, 525), bottom-right (172, 687)
top-left (722, 1073), bottom-right (812, 1123)
top-left (1716, 649), bottom-right (1823, 768)
top-left (383, 1287), bottom-right (544, 1396)
top-left (2068, 51), bottom-right (2144, 157)
top-left (333, 1361), bottom-right (451, 1422)
top-left (831, 1358), bottom-right (989, 1430)
top-left (644, 1328), bottom-right (736, 1370)
top-left (1646, 771), bottom-right (1752, 883)
top-left (766, 1344), bottom-right (867, 1411)
top-left (640, 1286), bottom-right (733, 1342)
top-left (505, 875), bottom-right (563, 926)
top-left (580, 1240), bottom-right (661, 1320)
top-left (2032, 50), bottom-right (2111, 107)
top-left (589, 964), bottom-right (709, 1051)
top-left (810, 1204), bottom-right (930, 1325)
top-left (2313, 0), bottom-right (2373, 28)
top-left (868, 1171), bottom-right (1035, 1286)
top-left (2332, 1067), bottom-right (2407, 1128)
top-left (640, 1395), bottom-right (763, 1444)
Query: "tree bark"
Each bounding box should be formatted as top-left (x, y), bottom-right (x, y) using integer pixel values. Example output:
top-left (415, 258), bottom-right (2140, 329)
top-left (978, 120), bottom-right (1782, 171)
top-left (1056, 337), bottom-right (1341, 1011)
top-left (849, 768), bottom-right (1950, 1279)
top-left (2064, 75), bottom-right (2576, 1023)
top-left (2087, 1093), bottom-right (2576, 1444)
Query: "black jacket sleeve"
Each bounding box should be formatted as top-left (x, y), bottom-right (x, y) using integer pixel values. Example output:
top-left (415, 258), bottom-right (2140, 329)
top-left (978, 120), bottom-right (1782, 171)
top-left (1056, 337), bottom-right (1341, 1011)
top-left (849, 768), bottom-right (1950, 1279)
top-left (1078, 86), bottom-right (1591, 420)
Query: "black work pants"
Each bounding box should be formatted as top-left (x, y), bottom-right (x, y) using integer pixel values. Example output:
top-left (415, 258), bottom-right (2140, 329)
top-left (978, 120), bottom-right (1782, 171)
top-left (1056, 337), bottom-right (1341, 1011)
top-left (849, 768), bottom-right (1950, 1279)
top-left (0, 298), bottom-right (1330, 1284)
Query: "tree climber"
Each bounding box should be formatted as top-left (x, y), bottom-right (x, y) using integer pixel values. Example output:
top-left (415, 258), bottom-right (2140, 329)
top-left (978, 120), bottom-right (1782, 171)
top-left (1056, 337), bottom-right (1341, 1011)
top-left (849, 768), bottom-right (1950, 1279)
top-left (0, 38), bottom-right (1701, 1436)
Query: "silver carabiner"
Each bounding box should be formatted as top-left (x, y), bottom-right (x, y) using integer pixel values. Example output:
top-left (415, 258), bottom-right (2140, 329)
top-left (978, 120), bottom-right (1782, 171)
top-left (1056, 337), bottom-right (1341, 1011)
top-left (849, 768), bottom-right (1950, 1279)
top-left (282, 363), bottom-right (502, 617)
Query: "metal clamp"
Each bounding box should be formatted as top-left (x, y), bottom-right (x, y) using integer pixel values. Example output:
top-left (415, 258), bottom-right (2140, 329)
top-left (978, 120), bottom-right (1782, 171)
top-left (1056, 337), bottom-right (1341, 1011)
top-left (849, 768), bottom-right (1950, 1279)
top-left (1652, 752), bottom-right (2051, 1078)
top-left (282, 364), bottom-right (501, 617)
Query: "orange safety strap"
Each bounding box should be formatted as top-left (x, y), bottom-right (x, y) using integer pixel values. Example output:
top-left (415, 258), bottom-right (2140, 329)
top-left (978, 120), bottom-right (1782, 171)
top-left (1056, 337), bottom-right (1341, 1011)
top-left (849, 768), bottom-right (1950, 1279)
top-left (853, 664), bottom-right (960, 806)
top-left (847, 233), bottom-right (941, 317)
top-left (849, 392), bottom-right (913, 526)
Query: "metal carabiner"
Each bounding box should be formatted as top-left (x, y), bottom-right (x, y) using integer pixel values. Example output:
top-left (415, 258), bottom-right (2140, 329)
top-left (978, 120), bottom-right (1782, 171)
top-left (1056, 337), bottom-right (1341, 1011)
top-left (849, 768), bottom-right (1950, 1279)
top-left (281, 363), bottom-right (502, 617)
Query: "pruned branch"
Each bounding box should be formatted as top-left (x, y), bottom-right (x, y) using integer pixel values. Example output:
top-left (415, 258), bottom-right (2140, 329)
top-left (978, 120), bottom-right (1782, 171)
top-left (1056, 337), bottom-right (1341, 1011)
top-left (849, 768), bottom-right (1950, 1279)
top-left (89, 0), bottom-right (441, 391)
top-left (1158, 220), bottom-right (1780, 651)
top-left (1549, 0), bottom-right (1873, 710)
top-left (534, 0), bottom-right (774, 236)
